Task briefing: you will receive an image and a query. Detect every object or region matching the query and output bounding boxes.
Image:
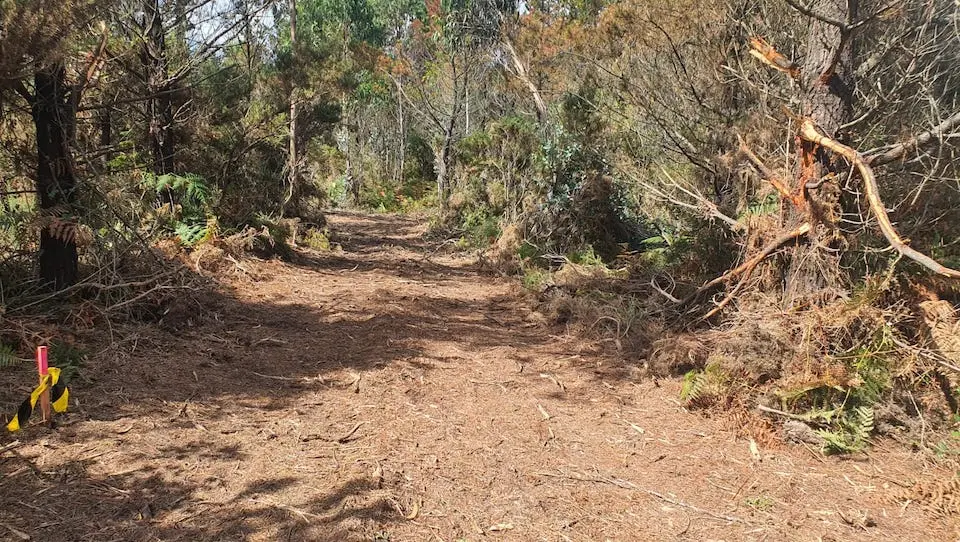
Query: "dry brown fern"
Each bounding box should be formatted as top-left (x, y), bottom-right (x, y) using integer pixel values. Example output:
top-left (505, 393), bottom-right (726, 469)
top-left (890, 477), bottom-right (960, 519)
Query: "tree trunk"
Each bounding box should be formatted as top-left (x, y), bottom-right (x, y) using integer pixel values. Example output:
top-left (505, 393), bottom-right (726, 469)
top-left (33, 64), bottom-right (78, 289)
top-left (785, 0), bottom-right (857, 299)
top-left (395, 78), bottom-right (406, 184)
top-left (238, 0), bottom-right (255, 73)
top-left (435, 128), bottom-right (453, 207)
top-left (142, 0), bottom-right (176, 204)
top-left (285, 0), bottom-right (301, 216)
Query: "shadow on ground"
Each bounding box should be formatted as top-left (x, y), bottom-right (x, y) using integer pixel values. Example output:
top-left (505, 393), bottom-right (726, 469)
top-left (0, 211), bottom-right (561, 541)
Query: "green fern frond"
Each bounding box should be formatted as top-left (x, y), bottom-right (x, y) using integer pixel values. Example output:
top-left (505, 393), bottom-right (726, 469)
top-left (175, 220), bottom-right (210, 247)
top-left (50, 340), bottom-right (85, 383)
top-left (681, 369), bottom-right (706, 402)
top-left (816, 406), bottom-right (875, 454)
top-left (817, 428), bottom-right (858, 454)
top-left (0, 344), bottom-right (29, 368)
top-left (147, 173), bottom-right (212, 205)
top-left (680, 363), bottom-right (728, 405)
top-left (853, 406), bottom-right (874, 443)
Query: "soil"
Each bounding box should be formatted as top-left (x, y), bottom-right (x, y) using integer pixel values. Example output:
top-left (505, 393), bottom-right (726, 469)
top-left (1, 211), bottom-right (957, 542)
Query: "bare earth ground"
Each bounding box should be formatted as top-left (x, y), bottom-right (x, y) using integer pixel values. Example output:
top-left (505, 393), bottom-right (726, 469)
top-left (1, 211), bottom-right (958, 542)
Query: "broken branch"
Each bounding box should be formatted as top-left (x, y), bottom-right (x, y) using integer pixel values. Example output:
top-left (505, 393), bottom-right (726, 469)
top-left (682, 222), bottom-right (812, 306)
top-left (738, 135), bottom-right (804, 207)
top-left (748, 36), bottom-right (801, 80)
top-left (866, 110), bottom-right (960, 167)
top-left (799, 119), bottom-right (960, 279)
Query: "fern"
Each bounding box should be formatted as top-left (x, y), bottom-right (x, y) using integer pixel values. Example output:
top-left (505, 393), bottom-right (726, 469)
top-left (0, 344), bottom-right (29, 368)
top-left (680, 363), bottom-right (728, 405)
top-left (817, 406), bottom-right (875, 454)
top-left (152, 173), bottom-right (211, 205)
top-left (681, 369), bottom-right (705, 402)
top-left (174, 219), bottom-right (211, 247)
top-left (50, 341), bottom-right (85, 383)
top-left (852, 406), bottom-right (875, 443)
top-left (143, 172), bottom-right (218, 247)
top-left (738, 193), bottom-right (780, 220)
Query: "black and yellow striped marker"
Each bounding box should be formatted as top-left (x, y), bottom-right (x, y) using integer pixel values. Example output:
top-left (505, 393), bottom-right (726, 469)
top-left (6, 367), bottom-right (69, 432)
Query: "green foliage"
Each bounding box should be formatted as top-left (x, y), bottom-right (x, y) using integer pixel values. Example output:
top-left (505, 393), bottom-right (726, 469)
top-left (516, 241), bottom-right (542, 262)
top-left (680, 363), bottom-right (729, 405)
top-left (152, 173), bottom-right (212, 206)
top-left (930, 430), bottom-right (960, 459)
top-left (521, 266), bottom-right (549, 290)
top-left (817, 406), bottom-right (875, 455)
top-left (0, 344), bottom-right (29, 368)
top-left (739, 193), bottom-right (781, 220)
top-left (303, 227), bottom-right (332, 250)
top-left (567, 247), bottom-right (604, 267)
top-left (776, 324), bottom-right (896, 454)
top-left (50, 340), bottom-right (85, 383)
top-left (745, 495), bottom-right (775, 512)
top-left (142, 173), bottom-right (219, 247)
top-left (459, 207), bottom-right (500, 248)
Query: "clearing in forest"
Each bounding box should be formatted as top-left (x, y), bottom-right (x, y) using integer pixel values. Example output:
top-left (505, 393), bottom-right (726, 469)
top-left (0, 212), bottom-right (957, 542)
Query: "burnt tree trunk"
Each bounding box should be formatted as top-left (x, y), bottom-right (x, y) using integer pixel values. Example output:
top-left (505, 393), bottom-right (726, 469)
top-left (33, 64), bottom-right (79, 289)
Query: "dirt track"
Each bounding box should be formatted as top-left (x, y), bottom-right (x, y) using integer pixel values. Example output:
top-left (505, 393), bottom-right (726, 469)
top-left (1, 211), bottom-right (957, 541)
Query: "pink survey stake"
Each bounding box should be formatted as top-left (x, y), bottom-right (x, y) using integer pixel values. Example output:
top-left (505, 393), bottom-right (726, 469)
top-left (37, 346), bottom-right (48, 376)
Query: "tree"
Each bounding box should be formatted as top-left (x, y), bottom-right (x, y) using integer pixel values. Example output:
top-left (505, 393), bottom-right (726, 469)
top-left (33, 65), bottom-right (80, 289)
top-left (1, 1), bottom-right (108, 289)
top-left (286, 0), bottom-right (301, 215)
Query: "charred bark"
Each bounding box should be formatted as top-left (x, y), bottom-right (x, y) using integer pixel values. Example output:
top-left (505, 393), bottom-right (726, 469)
top-left (33, 64), bottom-right (78, 289)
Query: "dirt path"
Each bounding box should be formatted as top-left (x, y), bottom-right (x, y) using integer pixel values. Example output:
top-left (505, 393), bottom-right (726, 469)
top-left (1, 212), bottom-right (957, 541)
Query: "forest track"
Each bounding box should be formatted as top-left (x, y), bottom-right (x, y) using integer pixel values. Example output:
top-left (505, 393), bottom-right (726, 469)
top-left (0, 211), bottom-right (957, 541)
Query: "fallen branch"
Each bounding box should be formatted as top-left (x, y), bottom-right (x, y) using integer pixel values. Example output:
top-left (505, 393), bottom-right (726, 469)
top-left (247, 498), bottom-right (323, 523)
top-left (888, 335), bottom-right (960, 374)
top-left (701, 275), bottom-right (748, 320)
top-left (799, 119), bottom-right (960, 279)
top-left (738, 135), bottom-right (803, 207)
top-left (682, 222), bottom-right (812, 306)
top-left (650, 277), bottom-right (681, 303)
top-left (6, 267), bottom-right (184, 314)
top-left (535, 470), bottom-right (747, 524)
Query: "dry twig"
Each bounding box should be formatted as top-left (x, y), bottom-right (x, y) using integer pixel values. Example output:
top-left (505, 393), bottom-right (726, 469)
top-left (535, 470), bottom-right (747, 524)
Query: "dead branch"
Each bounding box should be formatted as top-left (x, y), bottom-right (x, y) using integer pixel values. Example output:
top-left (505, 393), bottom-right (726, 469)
top-left (738, 135), bottom-right (803, 207)
top-left (535, 470), bottom-right (748, 524)
top-left (502, 37), bottom-right (547, 121)
top-left (799, 119), bottom-right (960, 279)
top-left (6, 267), bottom-right (185, 314)
top-left (650, 277), bottom-right (681, 303)
top-left (865, 110), bottom-right (960, 167)
top-left (655, 168), bottom-right (743, 231)
top-left (682, 222), bottom-right (812, 306)
top-left (748, 37), bottom-right (801, 80)
top-left (782, 0), bottom-right (848, 28)
top-left (888, 334), bottom-right (960, 374)
top-left (702, 275), bottom-right (748, 320)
